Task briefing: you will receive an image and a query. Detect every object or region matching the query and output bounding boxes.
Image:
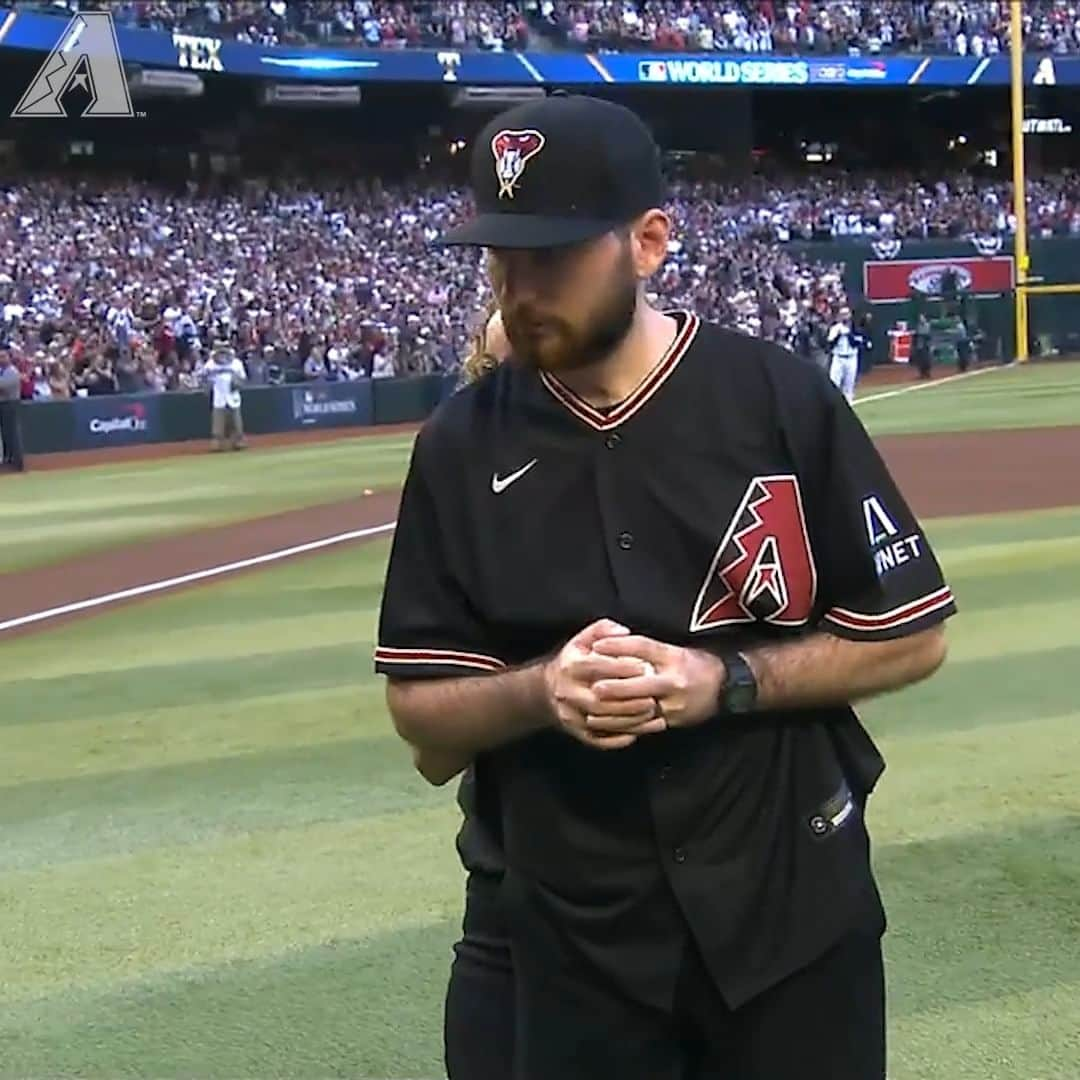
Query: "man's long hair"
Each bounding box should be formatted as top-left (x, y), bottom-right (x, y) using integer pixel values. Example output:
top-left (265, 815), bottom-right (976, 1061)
top-left (460, 296), bottom-right (503, 386)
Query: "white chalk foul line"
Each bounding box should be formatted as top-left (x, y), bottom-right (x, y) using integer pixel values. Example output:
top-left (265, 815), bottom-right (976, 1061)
top-left (0, 521), bottom-right (397, 634)
top-left (855, 362), bottom-right (1014, 406)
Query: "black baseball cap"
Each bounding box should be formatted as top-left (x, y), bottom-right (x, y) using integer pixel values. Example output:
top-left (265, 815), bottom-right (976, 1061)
top-left (437, 94), bottom-right (664, 249)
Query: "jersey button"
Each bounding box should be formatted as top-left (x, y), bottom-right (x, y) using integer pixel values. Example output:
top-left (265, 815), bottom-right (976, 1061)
top-left (604, 432), bottom-right (622, 450)
top-left (658, 765), bottom-right (672, 781)
top-left (673, 847), bottom-right (687, 864)
top-left (617, 531), bottom-right (634, 550)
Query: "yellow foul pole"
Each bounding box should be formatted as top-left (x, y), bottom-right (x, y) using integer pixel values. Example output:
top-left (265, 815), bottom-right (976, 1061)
top-left (1010, 0), bottom-right (1030, 362)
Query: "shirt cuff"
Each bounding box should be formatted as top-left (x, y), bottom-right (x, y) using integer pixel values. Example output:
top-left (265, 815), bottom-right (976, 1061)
top-left (374, 646), bottom-right (506, 678)
top-left (820, 585), bottom-right (957, 642)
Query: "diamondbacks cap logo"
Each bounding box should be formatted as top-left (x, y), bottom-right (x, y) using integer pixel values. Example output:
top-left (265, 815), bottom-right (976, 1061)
top-left (11, 11), bottom-right (133, 118)
top-left (689, 475), bottom-right (817, 631)
top-left (491, 128), bottom-right (545, 200)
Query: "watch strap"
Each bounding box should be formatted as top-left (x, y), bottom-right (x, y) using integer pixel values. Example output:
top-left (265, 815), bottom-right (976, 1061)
top-left (719, 651), bottom-right (758, 714)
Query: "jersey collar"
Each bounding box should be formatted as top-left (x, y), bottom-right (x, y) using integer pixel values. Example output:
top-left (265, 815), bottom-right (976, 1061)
top-left (537, 310), bottom-right (700, 432)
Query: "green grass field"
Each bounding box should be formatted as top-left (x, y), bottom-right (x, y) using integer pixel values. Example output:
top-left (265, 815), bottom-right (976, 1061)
top-left (0, 433), bottom-right (416, 573)
top-left (2, 361), bottom-right (1079, 1079)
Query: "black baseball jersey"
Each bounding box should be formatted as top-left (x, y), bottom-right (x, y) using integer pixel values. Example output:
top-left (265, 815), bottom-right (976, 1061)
top-left (376, 311), bottom-right (955, 1009)
top-left (453, 760), bottom-right (504, 878)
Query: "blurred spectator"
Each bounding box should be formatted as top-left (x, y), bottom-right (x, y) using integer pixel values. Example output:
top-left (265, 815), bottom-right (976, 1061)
top-left (22, 1), bottom-right (1080, 53)
top-left (30, 1), bottom-right (531, 51)
top-left (537, 1), bottom-right (1080, 55)
top-left (2, 168), bottom-right (1075, 396)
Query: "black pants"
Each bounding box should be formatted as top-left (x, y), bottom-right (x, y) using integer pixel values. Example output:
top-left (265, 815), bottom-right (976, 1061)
top-left (512, 928), bottom-right (886, 1080)
top-left (0, 399), bottom-right (25, 470)
top-left (913, 342), bottom-right (932, 380)
top-left (444, 872), bottom-right (515, 1080)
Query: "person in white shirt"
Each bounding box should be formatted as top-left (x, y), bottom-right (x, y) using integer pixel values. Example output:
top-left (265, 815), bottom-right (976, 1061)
top-left (827, 306), bottom-right (859, 404)
top-left (201, 343), bottom-right (248, 451)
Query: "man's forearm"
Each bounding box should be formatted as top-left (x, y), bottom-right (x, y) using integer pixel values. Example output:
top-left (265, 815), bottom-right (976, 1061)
top-left (738, 626), bottom-right (947, 712)
top-left (412, 744), bottom-right (473, 787)
top-left (387, 661), bottom-right (552, 757)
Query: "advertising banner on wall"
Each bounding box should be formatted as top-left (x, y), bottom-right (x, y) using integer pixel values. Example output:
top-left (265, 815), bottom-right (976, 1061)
top-left (286, 382), bottom-right (373, 429)
top-left (72, 394), bottom-right (161, 448)
top-left (863, 256), bottom-right (1015, 303)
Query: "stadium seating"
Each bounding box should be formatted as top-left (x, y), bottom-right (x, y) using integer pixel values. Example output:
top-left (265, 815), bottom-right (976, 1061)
top-left (2, 170), bottom-right (1075, 397)
top-left (21, 1), bottom-right (1080, 54)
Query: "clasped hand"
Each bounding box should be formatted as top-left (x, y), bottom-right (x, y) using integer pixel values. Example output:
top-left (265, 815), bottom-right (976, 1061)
top-left (542, 619), bottom-right (725, 750)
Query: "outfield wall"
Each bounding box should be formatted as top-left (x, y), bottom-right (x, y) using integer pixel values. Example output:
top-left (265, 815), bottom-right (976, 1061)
top-left (790, 237), bottom-right (1080, 363)
top-left (19, 374), bottom-right (459, 455)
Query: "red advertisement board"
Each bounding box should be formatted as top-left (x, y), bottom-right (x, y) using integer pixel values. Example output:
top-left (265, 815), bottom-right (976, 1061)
top-left (863, 256), bottom-right (1015, 302)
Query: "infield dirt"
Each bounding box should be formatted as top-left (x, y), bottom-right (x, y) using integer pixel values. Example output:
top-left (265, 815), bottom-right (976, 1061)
top-left (2, 422), bottom-right (1078, 637)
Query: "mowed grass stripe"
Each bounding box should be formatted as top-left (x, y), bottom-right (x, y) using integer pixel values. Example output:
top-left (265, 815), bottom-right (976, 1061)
top-left (2, 362), bottom-right (1075, 573)
top-left (2, 682), bottom-right (388, 784)
top-left (0, 434), bottom-right (414, 572)
top-left (0, 544), bottom-right (387, 683)
top-left (856, 361), bottom-right (1080, 435)
top-left (0, 804), bottom-right (463, 1004)
top-left (2, 482), bottom-right (1080, 1076)
top-left (1, 814), bottom-right (1076, 1080)
top-left (870, 710), bottom-right (1080, 844)
top-left (907, 504), bottom-right (1080, 547)
top-left (0, 736), bottom-right (435, 868)
top-left (890, 984), bottom-right (1080, 1080)
top-left (1, 641), bottom-right (378, 727)
top-left (3, 694), bottom-right (1077, 879)
top-left (0, 920), bottom-right (457, 1080)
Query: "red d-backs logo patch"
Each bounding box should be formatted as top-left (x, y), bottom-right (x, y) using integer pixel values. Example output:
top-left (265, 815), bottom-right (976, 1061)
top-left (491, 128), bottom-right (545, 199)
top-left (690, 475), bottom-right (817, 631)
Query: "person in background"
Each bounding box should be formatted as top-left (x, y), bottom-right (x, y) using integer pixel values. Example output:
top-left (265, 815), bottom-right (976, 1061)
top-left (854, 307), bottom-right (874, 374)
top-left (201, 342), bottom-right (248, 452)
top-left (0, 344), bottom-right (26, 472)
top-left (303, 352), bottom-right (324, 381)
top-left (115, 349), bottom-right (144, 394)
top-left (913, 312), bottom-right (933, 380)
top-left (955, 318), bottom-right (972, 373)
top-left (31, 363), bottom-right (52, 400)
top-left (372, 350), bottom-right (394, 378)
top-left (827, 305), bottom-right (860, 403)
top-left (74, 354), bottom-right (118, 397)
top-left (458, 301), bottom-right (509, 387)
top-left (245, 346), bottom-right (271, 386)
top-left (48, 360), bottom-right (71, 400)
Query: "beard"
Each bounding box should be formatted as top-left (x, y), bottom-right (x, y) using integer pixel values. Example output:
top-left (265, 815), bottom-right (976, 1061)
top-left (502, 249), bottom-right (638, 375)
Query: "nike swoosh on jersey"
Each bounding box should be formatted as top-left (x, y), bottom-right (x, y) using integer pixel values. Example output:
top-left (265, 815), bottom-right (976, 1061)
top-left (491, 458), bottom-right (538, 493)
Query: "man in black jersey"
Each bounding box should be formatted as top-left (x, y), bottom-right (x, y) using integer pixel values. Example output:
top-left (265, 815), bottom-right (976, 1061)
top-left (433, 308), bottom-right (516, 1080)
top-left (376, 95), bottom-right (954, 1080)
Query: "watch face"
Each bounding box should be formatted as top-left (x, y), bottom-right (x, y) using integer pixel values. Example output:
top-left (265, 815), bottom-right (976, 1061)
top-left (727, 682), bottom-right (756, 714)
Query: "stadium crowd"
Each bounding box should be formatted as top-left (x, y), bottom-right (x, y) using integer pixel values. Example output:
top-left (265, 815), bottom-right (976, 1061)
top-left (27, 1), bottom-right (1080, 54)
top-left (0, 169), bottom-right (1074, 397)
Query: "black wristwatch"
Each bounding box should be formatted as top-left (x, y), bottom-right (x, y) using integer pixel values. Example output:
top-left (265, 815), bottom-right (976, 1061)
top-left (719, 652), bottom-right (758, 715)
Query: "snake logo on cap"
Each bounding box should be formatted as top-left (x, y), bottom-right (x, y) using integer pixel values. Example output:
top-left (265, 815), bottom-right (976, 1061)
top-left (491, 129), bottom-right (546, 200)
